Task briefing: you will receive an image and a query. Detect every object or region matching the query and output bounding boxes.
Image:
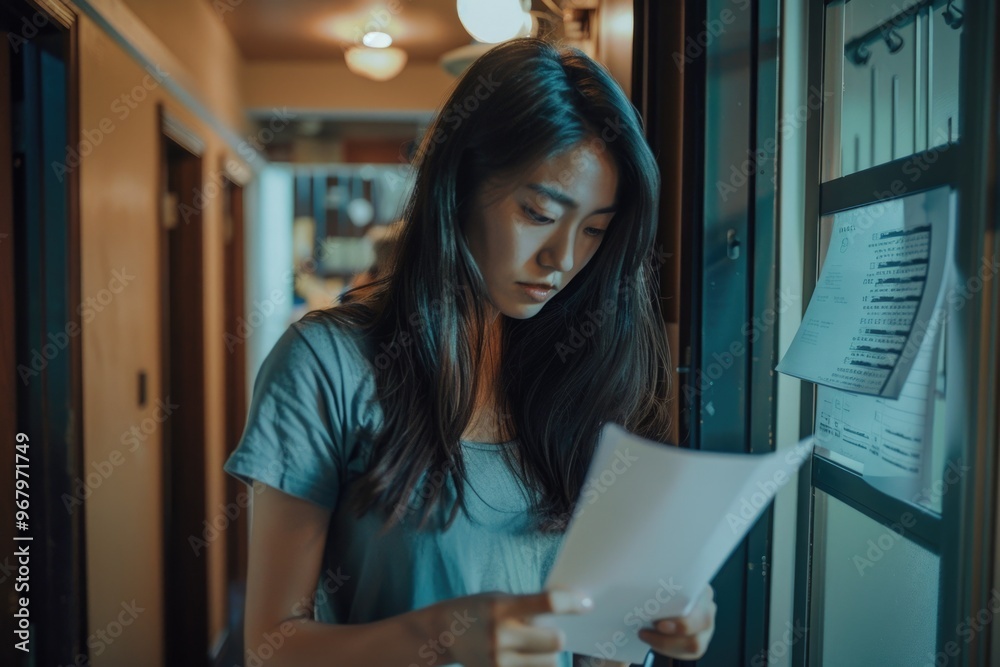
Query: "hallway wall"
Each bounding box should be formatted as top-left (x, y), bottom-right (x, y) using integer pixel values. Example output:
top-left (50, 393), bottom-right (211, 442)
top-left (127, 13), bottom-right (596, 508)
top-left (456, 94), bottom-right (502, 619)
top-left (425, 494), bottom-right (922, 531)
top-left (120, 0), bottom-right (246, 132)
top-left (77, 5), bottom-right (247, 663)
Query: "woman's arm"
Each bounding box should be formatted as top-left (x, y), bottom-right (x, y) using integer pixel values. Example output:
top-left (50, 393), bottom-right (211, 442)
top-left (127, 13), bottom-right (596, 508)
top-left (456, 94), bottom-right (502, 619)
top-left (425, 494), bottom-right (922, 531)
top-left (573, 655), bottom-right (632, 667)
top-left (243, 483), bottom-right (440, 666)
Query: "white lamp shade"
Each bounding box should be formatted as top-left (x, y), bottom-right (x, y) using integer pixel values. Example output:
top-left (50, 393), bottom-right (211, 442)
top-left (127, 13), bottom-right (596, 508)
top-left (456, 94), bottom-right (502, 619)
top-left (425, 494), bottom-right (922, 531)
top-left (344, 46), bottom-right (408, 81)
top-left (457, 0), bottom-right (530, 44)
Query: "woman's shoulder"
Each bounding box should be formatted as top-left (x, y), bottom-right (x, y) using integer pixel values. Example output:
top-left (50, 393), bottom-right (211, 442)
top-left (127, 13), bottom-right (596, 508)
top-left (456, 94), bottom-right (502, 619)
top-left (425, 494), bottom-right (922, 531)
top-left (290, 306), bottom-right (379, 372)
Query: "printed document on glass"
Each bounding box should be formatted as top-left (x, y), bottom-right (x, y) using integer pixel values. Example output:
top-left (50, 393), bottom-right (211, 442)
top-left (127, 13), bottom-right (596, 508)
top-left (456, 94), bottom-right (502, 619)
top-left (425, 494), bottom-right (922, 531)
top-left (775, 188), bottom-right (951, 398)
top-left (533, 423), bottom-right (814, 664)
top-left (815, 239), bottom-right (950, 498)
top-left (814, 312), bottom-right (941, 479)
top-left (794, 187), bottom-right (955, 502)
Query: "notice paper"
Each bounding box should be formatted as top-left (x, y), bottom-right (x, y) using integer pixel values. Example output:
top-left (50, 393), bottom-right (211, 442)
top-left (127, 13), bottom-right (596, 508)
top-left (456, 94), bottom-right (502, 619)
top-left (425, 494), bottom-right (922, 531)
top-left (533, 423), bottom-right (815, 665)
top-left (814, 269), bottom-right (945, 494)
top-left (775, 188), bottom-right (951, 398)
top-left (788, 187), bottom-right (955, 500)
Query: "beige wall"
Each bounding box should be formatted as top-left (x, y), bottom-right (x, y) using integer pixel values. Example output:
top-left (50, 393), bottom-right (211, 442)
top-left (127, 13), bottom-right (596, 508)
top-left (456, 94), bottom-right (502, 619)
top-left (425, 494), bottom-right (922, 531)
top-left (242, 60), bottom-right (456, 114)
top-left (77, 4), bottom-right (246, 664)
top-left (121, 0), bottom-right (248, 133)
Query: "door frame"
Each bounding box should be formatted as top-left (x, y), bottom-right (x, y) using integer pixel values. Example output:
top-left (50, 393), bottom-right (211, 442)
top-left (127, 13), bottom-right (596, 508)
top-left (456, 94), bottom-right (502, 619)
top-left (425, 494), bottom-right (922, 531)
top-left (632, 0), bottom-right (782, 664)
top-left (0, 2), bottom-right (85, 665)
top-left (220, 158), bottom-right (249, 656)
top-left (158, 103), bottom-right (209, 667)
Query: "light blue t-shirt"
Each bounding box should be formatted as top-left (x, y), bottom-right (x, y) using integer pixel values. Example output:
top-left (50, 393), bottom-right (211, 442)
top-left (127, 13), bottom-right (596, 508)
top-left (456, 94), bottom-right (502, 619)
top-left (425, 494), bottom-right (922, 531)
top-left (223, 315), bottom-right (574, 667)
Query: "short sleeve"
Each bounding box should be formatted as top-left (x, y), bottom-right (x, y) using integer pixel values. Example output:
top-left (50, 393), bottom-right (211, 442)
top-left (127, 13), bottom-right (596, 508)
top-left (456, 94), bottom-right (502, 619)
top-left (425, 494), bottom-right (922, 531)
top-left (223, 319), bottom-right (365, 510)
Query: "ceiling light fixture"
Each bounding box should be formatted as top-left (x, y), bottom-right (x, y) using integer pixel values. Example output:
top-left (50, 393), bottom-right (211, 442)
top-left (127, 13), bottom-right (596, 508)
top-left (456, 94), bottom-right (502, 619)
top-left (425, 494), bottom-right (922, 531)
top-left (362, 31), bottom-right (393, 48)
top-left (457, 0), bottom-right (532, 44)
top-left (344, 45), bottom-right (408, 81)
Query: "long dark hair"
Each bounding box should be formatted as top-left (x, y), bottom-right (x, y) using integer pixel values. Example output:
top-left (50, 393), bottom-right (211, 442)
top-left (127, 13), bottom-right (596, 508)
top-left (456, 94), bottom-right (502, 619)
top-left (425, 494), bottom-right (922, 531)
top-left (305, 37), bottom-right (671, 535)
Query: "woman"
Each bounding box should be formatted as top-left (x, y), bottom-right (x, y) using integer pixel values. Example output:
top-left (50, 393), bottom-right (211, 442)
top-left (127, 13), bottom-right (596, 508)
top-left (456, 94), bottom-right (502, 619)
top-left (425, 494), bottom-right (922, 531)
top-left (224, 37), bottom-right (716, 667)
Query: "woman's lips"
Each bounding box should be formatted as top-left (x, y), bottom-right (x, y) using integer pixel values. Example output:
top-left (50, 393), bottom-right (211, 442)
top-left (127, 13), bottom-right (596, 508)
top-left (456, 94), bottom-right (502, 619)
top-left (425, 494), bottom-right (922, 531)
top-left (517, 282), bottom-right (555, 302)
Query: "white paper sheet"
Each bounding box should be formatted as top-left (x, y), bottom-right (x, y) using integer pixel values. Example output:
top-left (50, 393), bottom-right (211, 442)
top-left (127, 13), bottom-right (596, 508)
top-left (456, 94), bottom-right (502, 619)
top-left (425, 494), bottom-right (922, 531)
top-left (814, 288), bottom-right (943, 486)
top-left (775, 188), bottom-right (951, 398)
top-left (532, 423), bottom-right (815, 664)
top-left (805, 188), bottom-right (955, 502)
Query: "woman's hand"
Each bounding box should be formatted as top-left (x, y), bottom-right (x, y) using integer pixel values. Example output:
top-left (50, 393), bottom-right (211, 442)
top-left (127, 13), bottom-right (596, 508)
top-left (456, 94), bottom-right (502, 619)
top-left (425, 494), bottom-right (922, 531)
top-left (637, 584), bottom-right (716, 660)
top-left (423, 588), bottom-right (593, 667)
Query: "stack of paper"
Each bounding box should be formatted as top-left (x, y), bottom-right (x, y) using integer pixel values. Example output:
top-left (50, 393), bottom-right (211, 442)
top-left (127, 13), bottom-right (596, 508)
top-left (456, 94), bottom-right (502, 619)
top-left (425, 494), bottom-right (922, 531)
top-left (533, 423), bottom-right (814, 664)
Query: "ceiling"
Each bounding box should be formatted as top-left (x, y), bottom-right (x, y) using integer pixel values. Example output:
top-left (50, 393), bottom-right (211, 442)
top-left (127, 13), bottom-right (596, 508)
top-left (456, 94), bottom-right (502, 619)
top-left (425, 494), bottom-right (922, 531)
top-left (212, 0), bottom-right (482, 62)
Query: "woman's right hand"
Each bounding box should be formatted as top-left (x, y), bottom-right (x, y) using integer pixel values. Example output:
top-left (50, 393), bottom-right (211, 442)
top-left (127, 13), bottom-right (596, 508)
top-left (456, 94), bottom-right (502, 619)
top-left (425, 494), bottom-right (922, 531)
top-left (421, 588), bottom-right (594, 667)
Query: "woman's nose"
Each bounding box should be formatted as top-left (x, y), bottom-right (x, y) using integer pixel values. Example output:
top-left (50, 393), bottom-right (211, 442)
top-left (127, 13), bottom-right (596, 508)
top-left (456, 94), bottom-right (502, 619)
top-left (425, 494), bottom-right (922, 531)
top-left (539, 228), bottom-right (575, 273)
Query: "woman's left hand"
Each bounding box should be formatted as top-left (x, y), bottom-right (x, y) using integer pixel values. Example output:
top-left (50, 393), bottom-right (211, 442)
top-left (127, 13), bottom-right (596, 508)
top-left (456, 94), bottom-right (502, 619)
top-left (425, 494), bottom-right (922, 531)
top-left (637, 584), bottom-right (716, 660)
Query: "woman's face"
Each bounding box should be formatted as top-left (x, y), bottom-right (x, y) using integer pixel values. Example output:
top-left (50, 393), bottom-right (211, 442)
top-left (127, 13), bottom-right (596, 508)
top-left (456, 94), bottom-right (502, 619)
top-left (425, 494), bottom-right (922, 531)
top-left (462, 140), bottom-right (619, 319)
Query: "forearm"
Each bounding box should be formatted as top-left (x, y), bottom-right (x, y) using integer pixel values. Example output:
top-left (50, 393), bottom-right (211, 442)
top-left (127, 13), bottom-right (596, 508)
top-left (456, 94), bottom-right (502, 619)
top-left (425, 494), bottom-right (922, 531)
top-left (245, 605), bottom-right (441, 667)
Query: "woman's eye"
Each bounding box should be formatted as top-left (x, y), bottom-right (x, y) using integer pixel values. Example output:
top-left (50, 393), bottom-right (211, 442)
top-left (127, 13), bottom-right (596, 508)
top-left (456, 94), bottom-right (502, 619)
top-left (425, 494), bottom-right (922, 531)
top-left (522, 205), bottom-right (554, 224)
top-left (585, 227), bottom-right (607, 238)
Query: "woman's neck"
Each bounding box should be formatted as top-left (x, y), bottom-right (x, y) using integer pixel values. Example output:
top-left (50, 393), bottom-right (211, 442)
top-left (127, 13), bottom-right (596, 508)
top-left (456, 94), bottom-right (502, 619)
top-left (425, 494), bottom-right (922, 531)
top-left (461, 311), bottom-right (511, 443)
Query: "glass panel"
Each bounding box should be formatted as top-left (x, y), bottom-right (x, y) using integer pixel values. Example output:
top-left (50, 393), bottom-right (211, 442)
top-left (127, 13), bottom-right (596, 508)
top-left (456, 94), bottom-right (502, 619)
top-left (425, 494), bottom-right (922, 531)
top-left (822, 0), bottom-right (963, 181)
top-left (810, 491), bottom-right (939, 665)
